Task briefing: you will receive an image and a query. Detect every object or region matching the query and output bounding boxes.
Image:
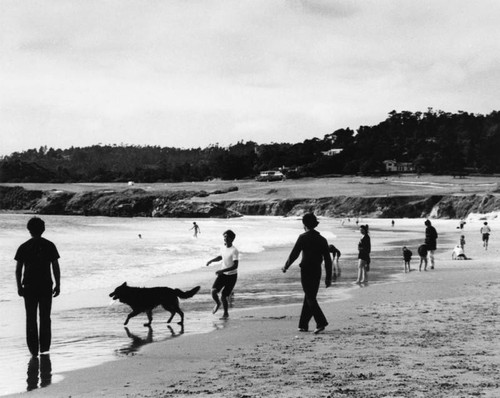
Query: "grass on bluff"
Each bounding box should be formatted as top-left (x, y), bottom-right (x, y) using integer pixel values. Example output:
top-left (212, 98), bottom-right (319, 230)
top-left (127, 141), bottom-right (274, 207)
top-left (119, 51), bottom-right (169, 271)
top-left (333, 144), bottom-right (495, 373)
top-left (1, 175), bottom-right (498, 201)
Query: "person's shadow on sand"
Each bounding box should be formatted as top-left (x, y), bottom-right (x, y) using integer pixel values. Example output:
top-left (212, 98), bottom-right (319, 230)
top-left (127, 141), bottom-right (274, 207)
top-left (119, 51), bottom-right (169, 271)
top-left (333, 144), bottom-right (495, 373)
top-left (119, 325), bottom-right (184, 356)
top-left (26, 354), bottom-right (52, 391)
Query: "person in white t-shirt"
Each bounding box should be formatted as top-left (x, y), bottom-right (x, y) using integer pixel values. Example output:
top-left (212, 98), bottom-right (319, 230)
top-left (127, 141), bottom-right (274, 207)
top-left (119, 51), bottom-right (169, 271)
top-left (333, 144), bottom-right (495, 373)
top-left (206, 230), bottom-right (239, 319)
top-left (480, 222), bottom-right (491, 250)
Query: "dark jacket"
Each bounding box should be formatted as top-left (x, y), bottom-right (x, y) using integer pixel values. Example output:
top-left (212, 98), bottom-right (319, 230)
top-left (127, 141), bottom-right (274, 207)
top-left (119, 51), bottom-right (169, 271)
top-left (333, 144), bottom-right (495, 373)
top-left (425, 226), bottom-right (438, 251)
top-left (285, 230), bottom-right (332, 280)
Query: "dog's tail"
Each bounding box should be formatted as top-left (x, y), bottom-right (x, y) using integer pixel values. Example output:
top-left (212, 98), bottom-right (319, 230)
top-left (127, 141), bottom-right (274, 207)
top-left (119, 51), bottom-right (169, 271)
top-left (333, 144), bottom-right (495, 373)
top-left (175, 286), bottom-right (200, 299)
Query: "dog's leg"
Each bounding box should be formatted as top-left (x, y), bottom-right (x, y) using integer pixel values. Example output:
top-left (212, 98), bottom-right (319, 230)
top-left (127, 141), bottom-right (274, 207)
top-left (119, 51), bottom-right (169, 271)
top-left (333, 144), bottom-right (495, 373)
top-left (124, 310), bottom-right (141, 325)
top-left (166, 312), bottom-right (175, 323)
top-left (144, 311), bottom-right (153, 327)
top-left (177, 309), bottom-right (184, 326)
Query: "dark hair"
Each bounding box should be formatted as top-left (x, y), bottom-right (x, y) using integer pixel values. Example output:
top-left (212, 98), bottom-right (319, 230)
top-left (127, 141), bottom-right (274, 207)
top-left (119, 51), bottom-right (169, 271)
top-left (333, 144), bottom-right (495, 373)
top-left (27, 217), bottom-right (45, 236)
top-left (302, 213), bottom-right (319, 229)
top-left (425, 219), bottom-right (431, 226)
top-left (360, 224), bottom-right (369, 233)
top-left (223, 229), bottom-right (236, 240)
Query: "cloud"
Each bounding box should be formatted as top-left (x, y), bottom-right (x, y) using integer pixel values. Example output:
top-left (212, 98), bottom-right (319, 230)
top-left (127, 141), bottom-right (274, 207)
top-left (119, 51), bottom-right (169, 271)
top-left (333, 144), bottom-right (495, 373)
top-left (1, 0), bottom-right (499, 155)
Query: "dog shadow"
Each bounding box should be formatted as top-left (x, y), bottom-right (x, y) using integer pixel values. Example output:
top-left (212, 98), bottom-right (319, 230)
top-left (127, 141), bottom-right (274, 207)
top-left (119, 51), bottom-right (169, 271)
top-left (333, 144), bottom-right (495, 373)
top-left (117, 325), bottom-right (184, 356)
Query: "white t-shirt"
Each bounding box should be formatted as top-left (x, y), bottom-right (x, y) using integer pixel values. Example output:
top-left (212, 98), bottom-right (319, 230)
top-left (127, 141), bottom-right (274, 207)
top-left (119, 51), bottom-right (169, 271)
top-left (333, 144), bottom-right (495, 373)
top-left (480, 226), bottom-right (491, 234)
top-left (220, 245), bottom-right (239, 276)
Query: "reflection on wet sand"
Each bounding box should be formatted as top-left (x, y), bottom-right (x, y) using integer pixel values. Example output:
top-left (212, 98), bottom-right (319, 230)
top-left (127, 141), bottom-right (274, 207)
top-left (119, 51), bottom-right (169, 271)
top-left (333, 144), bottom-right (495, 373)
top-left (26, 354), bottom-right (52, 391)
top-left (117, 325), bottom-right (184, 356)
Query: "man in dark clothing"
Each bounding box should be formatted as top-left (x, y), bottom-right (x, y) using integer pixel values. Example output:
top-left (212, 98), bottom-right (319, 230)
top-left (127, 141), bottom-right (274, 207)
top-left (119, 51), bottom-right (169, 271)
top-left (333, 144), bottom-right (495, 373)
top-left (282, 213), bottom-right (332, 334)
top-left (424, 219), bottom-right (438, 269)
top-left (15, 217), bottom-right (61, 356)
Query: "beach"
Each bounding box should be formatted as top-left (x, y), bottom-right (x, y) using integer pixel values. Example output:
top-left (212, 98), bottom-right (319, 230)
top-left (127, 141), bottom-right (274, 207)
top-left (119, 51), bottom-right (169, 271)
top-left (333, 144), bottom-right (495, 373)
top-left (4, 216), bottom-right (500, 397)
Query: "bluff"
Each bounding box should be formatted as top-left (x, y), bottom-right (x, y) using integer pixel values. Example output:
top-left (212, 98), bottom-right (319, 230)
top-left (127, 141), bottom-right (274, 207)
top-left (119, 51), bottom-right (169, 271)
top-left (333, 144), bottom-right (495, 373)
top-left (1, 186), bottom-right (499, 219)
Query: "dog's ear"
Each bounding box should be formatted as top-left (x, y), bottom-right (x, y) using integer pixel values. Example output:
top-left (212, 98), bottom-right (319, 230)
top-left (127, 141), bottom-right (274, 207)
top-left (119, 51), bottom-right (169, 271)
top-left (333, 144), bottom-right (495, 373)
top-left (121, 282), bottom-right (127, 287)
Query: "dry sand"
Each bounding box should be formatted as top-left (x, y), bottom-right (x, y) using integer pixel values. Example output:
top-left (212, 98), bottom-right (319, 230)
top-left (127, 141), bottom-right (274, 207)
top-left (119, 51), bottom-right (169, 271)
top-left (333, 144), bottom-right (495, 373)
top-left (6, 218), bottom-right (500, 398)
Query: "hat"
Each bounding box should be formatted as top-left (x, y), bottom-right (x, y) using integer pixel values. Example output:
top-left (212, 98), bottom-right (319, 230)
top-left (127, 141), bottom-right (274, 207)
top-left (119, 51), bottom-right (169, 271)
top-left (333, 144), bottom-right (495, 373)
top-left (302, 213), bottom-right (319, 229)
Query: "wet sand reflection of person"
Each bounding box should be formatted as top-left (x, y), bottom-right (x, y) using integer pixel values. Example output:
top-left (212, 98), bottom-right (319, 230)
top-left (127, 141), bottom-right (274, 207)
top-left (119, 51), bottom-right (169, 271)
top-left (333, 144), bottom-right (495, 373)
top-left (26, 354), bottom-right (52, 391)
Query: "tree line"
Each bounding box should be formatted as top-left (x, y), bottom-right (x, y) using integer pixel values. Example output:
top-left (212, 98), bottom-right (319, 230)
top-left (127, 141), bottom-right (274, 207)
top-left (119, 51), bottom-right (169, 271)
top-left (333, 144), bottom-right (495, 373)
top-left (1, 109), bottom-right (499, 183)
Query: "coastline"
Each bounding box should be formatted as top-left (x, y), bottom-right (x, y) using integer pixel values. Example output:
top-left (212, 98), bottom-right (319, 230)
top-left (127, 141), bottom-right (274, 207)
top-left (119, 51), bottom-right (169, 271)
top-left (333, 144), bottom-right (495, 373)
top-left (6, 218), bottom-right (500, 397)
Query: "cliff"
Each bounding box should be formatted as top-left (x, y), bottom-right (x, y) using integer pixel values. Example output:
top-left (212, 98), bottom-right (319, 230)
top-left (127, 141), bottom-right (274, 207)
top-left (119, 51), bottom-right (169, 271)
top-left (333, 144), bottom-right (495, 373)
top-left (1, 186), bottom-right (499, 219)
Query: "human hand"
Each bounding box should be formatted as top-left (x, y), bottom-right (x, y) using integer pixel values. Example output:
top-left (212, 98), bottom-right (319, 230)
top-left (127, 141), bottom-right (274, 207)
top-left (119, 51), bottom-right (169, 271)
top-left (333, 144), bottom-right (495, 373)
top-left (53, 285), bottom-right (60, 297)
top-left (325, 278), bottom-right (332, 288)
top-left (281, 266), bottom-right (287, 273)
top-left (17, 287), bottom-right (24, 297)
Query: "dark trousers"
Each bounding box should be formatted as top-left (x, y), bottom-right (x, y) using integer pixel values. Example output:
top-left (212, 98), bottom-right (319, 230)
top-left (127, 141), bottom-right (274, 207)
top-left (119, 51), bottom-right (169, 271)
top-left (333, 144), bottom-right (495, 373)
top-left (24, 291), bottom-right (52, 355)
top-left (299, 269), bottom-right (327, 330)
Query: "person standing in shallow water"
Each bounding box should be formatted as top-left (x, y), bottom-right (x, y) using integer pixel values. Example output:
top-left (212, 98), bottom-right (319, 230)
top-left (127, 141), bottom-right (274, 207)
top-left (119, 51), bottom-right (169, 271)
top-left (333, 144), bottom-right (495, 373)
top-left (206, 230), bottom-right (239, 319)
top-left (15, 217), bottom-right (61, 357)
top-left (282, 213), bottom-right (332, 334)
top-left (356, 225), bottom-right (371, 284)
top-left (424, 220), bottom-right (438, 269)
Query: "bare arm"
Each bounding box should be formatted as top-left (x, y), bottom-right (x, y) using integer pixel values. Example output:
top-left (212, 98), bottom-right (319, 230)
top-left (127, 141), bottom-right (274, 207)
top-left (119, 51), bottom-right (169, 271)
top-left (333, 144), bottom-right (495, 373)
top-left (52, 259), bottom-right (61, 297)
top-left (206, 255), bottom-right (222, 266)
top-left (15, 261), bottom-right (24, 296)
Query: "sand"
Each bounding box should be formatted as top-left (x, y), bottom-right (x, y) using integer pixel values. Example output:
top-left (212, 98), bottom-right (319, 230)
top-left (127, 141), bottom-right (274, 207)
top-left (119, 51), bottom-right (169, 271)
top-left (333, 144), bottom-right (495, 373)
top-left (6, 218), bottom-right (500, 398)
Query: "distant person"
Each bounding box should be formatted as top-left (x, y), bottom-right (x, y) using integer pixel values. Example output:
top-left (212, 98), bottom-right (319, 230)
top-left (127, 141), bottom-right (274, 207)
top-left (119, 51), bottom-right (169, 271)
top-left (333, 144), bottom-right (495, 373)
top-left (402, 246), bottom-right (412, 273)
top-left (460, 235), bottom-right (465, 250)
top-left (480, 222), bottom-right (491, 250)
top-left (355, 224), bottom-right (371, 284)
top-left (424, 220), bottom-right (438, 269)
top-left (328, 244), bottom-right (341, 278)
top-left (138, 234), bottom-right (142, 239)
top-left (417, 244), bottom-right (428, 271)
top-left (206, 230), bottom-right (239, 319)
top-left (190, 222), bottom-right (201, 238)
top-left (459, 219), bottom-right (466, 230)
top-left (391, 220), bottom-right (395, 228)
top-left (282, 213), bottom-right (332, 334)
top-left (452, 245), bottom-right (467, 260)
top-left (15, 217), bottom-right (61, 356)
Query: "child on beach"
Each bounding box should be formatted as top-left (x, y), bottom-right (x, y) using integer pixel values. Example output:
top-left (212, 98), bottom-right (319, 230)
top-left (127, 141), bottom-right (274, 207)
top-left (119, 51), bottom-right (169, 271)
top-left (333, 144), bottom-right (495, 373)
top-left (15, 217), bottom-right (61, 356)
top-left (329, 244), bottom-right (341, 278)
top-left (460, 235), bottom-right (465, 250)
top-left (417, 244), bottom-right (428, 271)
top-left (206, 230), bottom-right (239, 319)
top-left (356, 225), bottom-right (371, 284)
top-left (452, 245), bottom-right (467, 260)
top-left (402, 246), bottom-right (412, 273)
top-left (480, 222), bottom-right (491, 250)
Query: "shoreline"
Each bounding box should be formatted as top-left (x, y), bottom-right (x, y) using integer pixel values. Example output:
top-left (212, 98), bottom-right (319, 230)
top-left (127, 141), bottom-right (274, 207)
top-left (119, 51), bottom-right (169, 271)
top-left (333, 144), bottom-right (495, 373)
top-left (6, 217), bottom-right (499, 397)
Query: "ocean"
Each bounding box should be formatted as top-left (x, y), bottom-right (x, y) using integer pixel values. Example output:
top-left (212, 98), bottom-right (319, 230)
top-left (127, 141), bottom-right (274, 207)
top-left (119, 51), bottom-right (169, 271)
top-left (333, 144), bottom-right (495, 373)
top-left (0, 214), bottom-right (404, 395)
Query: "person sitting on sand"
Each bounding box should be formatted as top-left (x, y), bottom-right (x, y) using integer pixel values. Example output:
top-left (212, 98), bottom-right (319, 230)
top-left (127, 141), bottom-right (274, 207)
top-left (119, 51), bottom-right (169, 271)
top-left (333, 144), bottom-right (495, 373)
top-left (328, 244), bottom-right (341, 278)
top-left (282, 213), bottom-right (332, 334)
top-left (206, 230), bottom-right (239, 319)
top-left (402, 246), bottom-right (412, 273)
top-left (452, 245), bottom-right (467, 260)
top-left (356, 225), bottom-right (371, 284)
top-left (417, 244), bottom-right (428, 271)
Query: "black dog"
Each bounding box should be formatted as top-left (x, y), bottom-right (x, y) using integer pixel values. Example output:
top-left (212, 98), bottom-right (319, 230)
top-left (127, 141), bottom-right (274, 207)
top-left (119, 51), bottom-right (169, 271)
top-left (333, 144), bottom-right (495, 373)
top-left (109, 282), bottom-right (200, 326)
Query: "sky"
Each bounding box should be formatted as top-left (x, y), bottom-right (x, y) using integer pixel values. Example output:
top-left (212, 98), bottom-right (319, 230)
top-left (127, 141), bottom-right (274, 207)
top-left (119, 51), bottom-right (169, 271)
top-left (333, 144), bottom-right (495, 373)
top-left (1, 0), bottom-right (500, 156)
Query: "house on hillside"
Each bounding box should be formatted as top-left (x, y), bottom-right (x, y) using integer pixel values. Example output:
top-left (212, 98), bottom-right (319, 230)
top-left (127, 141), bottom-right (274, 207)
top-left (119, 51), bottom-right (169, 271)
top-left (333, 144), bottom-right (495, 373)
top-left (383, 160), bottom-right (415, 173)
top-left (321, 148), bottom-right (343, 156)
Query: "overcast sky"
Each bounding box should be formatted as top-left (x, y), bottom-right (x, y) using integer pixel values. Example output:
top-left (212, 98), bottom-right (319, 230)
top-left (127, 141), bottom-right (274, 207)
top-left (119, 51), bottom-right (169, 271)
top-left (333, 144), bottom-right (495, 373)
top-left (1, 0), bottom-right (499, 156)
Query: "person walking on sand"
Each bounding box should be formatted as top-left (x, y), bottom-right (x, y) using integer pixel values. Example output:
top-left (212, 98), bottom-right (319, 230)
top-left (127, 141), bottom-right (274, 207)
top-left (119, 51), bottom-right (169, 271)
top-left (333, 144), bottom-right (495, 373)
top-left (190, 222), bottom-right (201, 238)
top-left (206, 230), bottom-right (238, 319)
top-left (480, 222), bottom-right (491, 250)
top-left (15, 217), bottom-right (61, 357)
top-left (356, 225), bottom-right (371, 284)
top-left (418, 244), bottom-right (428, 271)
top-left (402, 246), bottom-right (412, 273)
top-left (282, 213), bottom-right (332, 334)
top-left (329, 244), bottom-right (341, 278)
top-left (424, 220), bottom-right (438, 269)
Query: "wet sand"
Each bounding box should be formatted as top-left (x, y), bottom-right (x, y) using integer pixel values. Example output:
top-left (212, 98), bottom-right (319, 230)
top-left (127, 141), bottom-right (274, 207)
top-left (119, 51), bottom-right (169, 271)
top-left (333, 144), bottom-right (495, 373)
top-left (6, 218), bottom-right (500, 397)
